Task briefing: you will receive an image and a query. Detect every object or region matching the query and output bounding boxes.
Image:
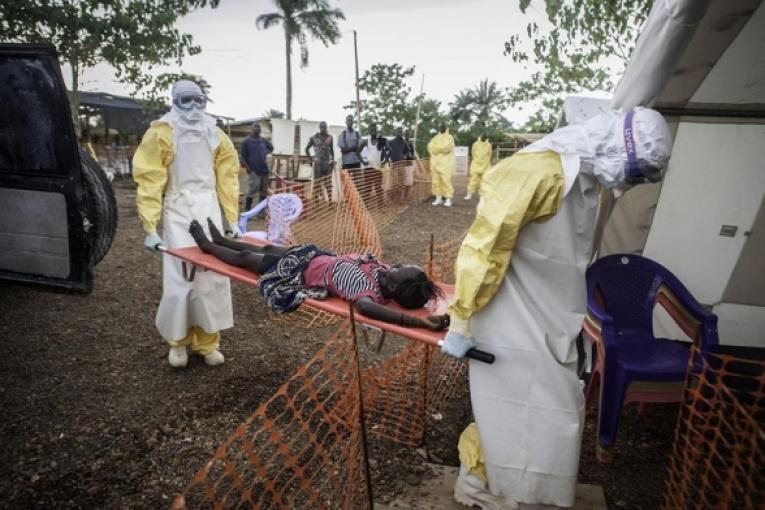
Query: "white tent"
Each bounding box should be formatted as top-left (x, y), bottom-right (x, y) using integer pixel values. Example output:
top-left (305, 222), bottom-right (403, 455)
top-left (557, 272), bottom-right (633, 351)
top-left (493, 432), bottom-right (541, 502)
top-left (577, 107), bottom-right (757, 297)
top-left (601, 0), bottom-right (765, 347)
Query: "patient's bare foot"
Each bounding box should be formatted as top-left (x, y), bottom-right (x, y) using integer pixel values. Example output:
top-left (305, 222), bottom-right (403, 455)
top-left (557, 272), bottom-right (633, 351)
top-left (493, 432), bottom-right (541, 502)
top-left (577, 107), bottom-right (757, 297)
top-left (207, 218), bottom-right (225, 244)
top-left (189, 220), bottom-right (212, 253)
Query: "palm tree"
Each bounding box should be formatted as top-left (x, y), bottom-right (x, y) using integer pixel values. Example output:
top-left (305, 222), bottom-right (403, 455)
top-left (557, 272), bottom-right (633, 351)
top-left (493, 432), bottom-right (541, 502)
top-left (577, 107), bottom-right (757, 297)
top-left (449, 79), bottom-right (511, 130)
top-left (256, 0), bottom-right (345, 119)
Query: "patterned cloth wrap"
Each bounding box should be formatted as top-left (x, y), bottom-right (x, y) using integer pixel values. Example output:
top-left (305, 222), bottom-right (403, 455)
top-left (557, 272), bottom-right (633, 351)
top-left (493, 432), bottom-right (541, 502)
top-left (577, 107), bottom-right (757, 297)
top-left (258, 244), bottom-right (336, 313)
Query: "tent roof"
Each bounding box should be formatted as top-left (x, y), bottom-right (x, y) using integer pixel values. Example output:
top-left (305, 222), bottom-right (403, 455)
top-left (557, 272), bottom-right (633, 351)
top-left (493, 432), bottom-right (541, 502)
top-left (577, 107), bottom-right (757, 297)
top-left (73, 91), bottom-right (147, 111)
top-left (611, 0), bottom-right (765, 115)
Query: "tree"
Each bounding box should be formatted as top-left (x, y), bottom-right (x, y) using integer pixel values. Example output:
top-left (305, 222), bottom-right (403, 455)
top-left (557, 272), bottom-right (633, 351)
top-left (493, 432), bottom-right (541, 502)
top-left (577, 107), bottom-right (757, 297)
top-left (143, 72), bottom-right (212, 109)
top-left (505, 0), bottom-right (652, 131)
top-left (263, 109), bottom-right (286, 119)
top-left (449, 79), bottom-right (512, 145)
top-left (343, 63), bottom-right (449, 156)
top-left (0, 0), bottom-right (221, 132)
top-left (345, 63), bottom-right (416, 133)
top-left (256, 0), bottom-right (345, 120)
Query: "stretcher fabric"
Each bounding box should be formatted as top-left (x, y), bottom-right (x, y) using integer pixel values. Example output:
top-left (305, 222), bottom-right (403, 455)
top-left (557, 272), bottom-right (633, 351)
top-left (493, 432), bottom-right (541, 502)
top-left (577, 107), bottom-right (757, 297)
top-left (165, 240), bottom-right (452, 346)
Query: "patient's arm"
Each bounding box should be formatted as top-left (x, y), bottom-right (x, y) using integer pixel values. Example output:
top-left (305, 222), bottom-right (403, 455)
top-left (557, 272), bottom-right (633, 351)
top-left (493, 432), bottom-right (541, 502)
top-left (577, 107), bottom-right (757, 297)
top-left (354, 297), bottom-right (449, 330)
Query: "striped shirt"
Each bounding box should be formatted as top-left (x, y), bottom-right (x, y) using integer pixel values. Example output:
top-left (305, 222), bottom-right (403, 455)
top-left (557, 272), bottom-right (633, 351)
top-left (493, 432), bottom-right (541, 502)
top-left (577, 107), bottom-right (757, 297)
top-left (303, 254), bottom-right (388, 303)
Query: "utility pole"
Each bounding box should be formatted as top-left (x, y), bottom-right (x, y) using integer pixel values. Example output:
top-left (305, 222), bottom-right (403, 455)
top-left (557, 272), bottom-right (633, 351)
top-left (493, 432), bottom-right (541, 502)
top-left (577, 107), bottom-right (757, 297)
top-left (413, 74), bottom-right (425, 157)
top-left (353, 30), bottom-right (361, 130)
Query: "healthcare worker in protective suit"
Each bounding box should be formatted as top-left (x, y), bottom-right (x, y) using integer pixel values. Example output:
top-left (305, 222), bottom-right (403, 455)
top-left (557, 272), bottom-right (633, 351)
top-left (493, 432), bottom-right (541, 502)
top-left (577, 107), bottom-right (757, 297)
top-left (440, 107), bottom-right (673, 509)
top-left (427, 122), bottom-right (455, 207)
top-left (133, 80), bottom-right (241, 368)
top-left (465, 133), bottom-right (492, 200)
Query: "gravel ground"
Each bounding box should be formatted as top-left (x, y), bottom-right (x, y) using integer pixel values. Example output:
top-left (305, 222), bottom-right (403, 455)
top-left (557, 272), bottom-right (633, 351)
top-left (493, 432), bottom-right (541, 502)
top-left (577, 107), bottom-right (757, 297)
top-left (0, 176), bottom-right (675, 509)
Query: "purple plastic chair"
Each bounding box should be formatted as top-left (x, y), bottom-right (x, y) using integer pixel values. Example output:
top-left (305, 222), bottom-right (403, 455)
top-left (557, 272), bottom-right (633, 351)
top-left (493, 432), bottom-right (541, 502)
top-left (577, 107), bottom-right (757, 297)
top-left (582, 254), bottom-right (718, 463)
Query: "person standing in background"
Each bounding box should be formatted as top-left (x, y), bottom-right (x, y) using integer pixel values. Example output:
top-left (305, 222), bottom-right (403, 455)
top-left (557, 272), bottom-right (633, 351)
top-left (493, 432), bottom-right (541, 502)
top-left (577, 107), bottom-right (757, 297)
top-left (465, 133), bottom-right (492, 200)
top-left (240, 122), bottom-right (274, 212)
top-left (427, 122), bottom-right (455, 207)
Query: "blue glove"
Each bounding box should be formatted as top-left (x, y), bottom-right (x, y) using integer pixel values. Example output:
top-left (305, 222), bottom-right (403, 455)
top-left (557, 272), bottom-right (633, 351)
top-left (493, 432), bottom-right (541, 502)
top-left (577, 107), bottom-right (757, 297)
top-left (441, 330), bottom-right (476, 359)
top-left (229, 224), bottom-right (243, 239)
top-left (143, 231), bottom-right (163, 252)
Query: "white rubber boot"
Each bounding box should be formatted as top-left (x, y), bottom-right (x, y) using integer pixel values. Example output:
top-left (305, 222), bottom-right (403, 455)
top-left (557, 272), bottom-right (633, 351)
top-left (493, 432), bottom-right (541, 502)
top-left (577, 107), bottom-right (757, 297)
top-left (464, 193), bottom-right (472, 200)
top-left (453, 465), bottom-right (519, 510)
top-left (168, 347), bottom-right (188, 368)
top-left (432, 195), bottom-right (443, 206)
top-left (444, 198), bottom-right (453, 207)
top-left (204, 350), bottom-right (225, 366)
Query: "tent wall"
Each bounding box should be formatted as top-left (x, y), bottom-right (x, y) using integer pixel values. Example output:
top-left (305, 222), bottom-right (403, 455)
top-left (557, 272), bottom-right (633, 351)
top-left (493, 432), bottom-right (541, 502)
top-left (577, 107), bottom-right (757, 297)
top-left (601, 0), bottom-right (765, 347)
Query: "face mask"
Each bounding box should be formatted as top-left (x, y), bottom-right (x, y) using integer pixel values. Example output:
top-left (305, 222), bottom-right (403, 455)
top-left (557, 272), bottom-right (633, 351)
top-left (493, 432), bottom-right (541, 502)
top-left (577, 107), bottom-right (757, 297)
top-left (623, 111), bottom-right (664, 184)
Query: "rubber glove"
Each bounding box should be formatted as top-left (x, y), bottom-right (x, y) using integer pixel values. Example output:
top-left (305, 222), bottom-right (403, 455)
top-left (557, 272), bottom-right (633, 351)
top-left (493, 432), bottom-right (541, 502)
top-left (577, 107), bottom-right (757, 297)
top-left (229, 224), bottom-right (243, 239)
top-left (441, 330), bottom-right (476, 359)
top-left (144, 231), bottom-right (163, 251)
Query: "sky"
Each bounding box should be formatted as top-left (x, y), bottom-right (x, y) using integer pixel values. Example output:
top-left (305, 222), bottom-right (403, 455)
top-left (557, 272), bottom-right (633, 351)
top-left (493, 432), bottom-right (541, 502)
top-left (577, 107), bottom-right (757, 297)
top-left (64, 0), bottom-right (555, 126)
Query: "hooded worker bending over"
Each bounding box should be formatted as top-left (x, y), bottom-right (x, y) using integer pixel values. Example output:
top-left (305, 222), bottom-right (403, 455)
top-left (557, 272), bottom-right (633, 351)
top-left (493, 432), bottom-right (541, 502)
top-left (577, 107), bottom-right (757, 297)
top-left (133, 80), bottom-right (241, 369)
top-left (464, 133), bottom-right (492, 201)
top-left (428, 122), bottom-right (455, 207)
top-left (441, 107), bottom-right (673, 509)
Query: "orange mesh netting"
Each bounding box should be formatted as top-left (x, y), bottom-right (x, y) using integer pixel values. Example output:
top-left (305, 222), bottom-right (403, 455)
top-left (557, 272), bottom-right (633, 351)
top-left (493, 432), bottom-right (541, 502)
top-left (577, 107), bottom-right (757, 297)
top-left (663, 345), bottom-right (765, 509)
top-left (172, 318), bottom-right (468, 509)
top-left (425, 232), bottom-right (467, 285)
top-left (263, 163), bottom-right (432, 330)
top-left (266, 162), bottom-right (432, 257)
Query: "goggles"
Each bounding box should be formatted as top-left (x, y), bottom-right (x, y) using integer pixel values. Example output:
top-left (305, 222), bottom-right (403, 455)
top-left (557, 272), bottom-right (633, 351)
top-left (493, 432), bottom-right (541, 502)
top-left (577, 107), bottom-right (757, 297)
top-left (173, 94), bottom-right (207, 110)
top-left (623, 111), bottom-right (663, 184)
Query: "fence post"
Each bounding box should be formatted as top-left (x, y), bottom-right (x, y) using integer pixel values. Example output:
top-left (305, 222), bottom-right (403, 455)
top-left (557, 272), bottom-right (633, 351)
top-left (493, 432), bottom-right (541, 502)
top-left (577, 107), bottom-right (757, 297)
top-left (348, 305), bottom-right (375, 509)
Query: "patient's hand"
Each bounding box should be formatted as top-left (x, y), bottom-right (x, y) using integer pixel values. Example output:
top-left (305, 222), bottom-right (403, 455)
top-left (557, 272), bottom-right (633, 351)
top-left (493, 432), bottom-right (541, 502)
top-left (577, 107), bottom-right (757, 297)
top-left (421, 314), bottom-right (450, 331)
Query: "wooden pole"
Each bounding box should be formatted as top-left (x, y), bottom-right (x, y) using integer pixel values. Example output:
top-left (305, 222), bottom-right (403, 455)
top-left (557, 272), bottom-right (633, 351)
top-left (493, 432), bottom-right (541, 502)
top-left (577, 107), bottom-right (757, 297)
top-left (353, 30), bottom-right (361, 130)
top-left (413, 74), bottom-right (425, 158)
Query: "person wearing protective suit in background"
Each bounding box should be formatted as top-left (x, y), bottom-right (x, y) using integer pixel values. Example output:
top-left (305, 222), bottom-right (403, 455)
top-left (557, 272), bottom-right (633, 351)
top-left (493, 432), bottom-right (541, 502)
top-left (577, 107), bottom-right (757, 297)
top-left (427, 122), bottom-right (455, 207)
top-left (132, 80), bottom-right (241, 369)
top-left (465, 133), bottom-right (492, 201)
top-left (440, 107), bottom-right (673, 509)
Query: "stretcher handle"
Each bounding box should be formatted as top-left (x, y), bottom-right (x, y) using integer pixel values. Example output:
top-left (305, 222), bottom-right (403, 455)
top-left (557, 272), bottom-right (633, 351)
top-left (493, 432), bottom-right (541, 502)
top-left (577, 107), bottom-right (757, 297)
top-left (465, 348), bottom-right (495, 364)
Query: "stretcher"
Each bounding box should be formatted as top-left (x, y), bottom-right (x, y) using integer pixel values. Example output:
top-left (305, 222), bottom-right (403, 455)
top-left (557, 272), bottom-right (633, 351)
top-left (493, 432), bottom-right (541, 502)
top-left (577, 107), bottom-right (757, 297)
top-left (160, 240), bottom-right (495, 363)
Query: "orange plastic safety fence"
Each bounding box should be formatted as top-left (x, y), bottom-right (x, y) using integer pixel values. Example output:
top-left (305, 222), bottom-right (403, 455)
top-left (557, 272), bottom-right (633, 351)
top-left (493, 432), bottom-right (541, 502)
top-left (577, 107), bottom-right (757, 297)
top-left (172, 321), bottom-right (469, 509)
top-left (662, 345), bottom-right (765, 510)
top-left (172, 321), bottom-right (371, 510)
top-left (425, 232), bottom-right (467, 285)
top-left (262, 164), bottom-right (432, 330)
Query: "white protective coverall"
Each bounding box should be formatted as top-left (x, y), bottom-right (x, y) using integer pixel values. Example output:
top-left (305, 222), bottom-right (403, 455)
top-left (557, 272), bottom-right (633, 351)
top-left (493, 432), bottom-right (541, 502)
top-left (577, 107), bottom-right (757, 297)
top-left (446, 107), bottom-right (673, 508)
top-left (133, 93), bottom-right (240, 358)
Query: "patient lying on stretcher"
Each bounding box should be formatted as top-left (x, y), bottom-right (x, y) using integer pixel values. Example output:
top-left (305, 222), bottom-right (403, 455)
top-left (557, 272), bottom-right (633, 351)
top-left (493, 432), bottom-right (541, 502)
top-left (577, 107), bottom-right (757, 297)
top-left (189, 219), bottom-right (450, 331)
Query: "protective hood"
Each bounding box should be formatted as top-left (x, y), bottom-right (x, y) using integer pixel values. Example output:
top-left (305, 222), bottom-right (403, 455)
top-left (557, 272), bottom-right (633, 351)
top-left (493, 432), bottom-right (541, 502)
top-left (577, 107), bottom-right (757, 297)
top-left (161, 79), bottom-right (216, 134)
top-left (583, 106), bottom-right (673, 189)
top-left (521, 106), bottom-right (672, 195)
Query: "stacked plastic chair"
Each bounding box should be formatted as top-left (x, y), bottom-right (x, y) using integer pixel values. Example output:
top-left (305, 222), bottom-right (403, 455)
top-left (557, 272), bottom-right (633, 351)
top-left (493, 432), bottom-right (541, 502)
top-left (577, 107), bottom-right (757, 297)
top-left (238, 193), bottom-right (303, 246)
top-left (582, 254), bottom-right (718, 463)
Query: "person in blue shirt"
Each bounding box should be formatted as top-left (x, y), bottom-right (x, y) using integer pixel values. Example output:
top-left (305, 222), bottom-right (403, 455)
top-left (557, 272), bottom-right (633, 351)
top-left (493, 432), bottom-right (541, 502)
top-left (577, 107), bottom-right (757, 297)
top-left (240, 122), bottom-right (274, 211)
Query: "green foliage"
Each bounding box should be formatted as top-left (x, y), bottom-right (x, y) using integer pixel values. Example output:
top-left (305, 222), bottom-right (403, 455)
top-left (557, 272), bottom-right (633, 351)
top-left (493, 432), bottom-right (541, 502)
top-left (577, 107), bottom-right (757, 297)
top-left (0, 1), bottom-right (220, 101)
top-left (263, 109), bottom-right (286, 119)
top-left (449, 79), bottom-right (513, 146)
top-left (505, 0), bottom-right (652, 132)
top-left (142, 72), bottom-right (211, 108)
top-left (345, 63), bottom-right (416, 133)
top-left (256, 0), bottom-right (345, 118)
top-left (342, 63), bottom-right (449, 157)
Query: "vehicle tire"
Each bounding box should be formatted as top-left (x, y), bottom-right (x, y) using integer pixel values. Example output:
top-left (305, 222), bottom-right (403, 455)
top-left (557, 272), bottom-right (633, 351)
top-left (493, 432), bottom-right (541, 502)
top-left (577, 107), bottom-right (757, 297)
top-left (79, 147), bottom-right (118, 265)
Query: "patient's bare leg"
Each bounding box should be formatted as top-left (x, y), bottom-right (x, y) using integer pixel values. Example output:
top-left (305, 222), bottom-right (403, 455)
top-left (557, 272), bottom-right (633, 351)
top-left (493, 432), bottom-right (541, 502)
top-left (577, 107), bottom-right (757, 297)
top-left (189, 220), bottom-right (269, 273)
top-left (207, 218), bottom-right (288, 258)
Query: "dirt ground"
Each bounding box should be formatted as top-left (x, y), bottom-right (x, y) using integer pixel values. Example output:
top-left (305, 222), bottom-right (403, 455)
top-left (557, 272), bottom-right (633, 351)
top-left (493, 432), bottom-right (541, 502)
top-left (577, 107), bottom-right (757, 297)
top-left (0, 177), bottom-right (675, 509)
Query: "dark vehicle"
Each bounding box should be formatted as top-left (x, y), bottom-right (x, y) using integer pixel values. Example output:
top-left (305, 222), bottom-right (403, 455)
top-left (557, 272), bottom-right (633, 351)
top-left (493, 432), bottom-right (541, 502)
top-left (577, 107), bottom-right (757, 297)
top-left (0, 43), bottom-right (117, 292)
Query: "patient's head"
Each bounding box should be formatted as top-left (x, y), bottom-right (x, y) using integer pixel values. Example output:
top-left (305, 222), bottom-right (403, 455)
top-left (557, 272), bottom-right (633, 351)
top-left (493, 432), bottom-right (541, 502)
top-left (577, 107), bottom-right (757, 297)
top-left (382, 265), bottom-right (441, 309)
